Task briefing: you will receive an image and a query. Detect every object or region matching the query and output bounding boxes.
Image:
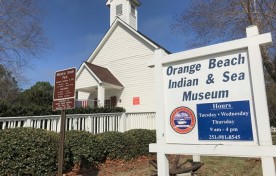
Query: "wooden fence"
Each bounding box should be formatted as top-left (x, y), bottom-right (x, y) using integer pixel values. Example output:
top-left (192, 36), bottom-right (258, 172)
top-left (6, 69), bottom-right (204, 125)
top-left (0, 112), bottom-right (156, 134)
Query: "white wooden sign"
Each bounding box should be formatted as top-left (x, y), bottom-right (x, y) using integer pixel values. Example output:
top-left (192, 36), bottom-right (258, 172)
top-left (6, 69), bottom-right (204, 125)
top-left (148, 26), bottom-right (276, 176)
top-left (164, 49), bottom-right (257, 145)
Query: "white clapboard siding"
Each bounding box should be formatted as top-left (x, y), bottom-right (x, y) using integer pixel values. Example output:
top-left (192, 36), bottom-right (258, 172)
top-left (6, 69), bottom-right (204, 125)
top-left (110, 0), bottom-right (128, 25)
top-left (129, 14), bottom-right (136, 29)
top-left (92, 23), bottom-right (158, 112)
top-left (76, 67), bottom-right (98, 89)
top-left (78, 92), bottom-right (90, 100)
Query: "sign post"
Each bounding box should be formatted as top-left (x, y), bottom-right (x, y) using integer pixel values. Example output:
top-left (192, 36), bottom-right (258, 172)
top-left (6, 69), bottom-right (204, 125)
top-left (53, 67), bottom-right (76, 176)
top-left (148, 26), bottom-right (276, 176)
top-left (57, 109), bottom-right (66, 176)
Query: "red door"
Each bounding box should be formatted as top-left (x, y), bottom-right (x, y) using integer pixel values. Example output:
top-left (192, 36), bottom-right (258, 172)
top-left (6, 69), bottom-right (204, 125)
top-left (110, 96), bottom-right (117, 107)
top-left (94, 98), bottom-right (98, 107)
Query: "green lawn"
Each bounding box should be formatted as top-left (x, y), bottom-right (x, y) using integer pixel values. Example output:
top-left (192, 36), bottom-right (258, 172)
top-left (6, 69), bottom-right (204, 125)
top-left (197, 156), bottom-right (262, 176)
top-left (196, 134), bottom-right (276, 176)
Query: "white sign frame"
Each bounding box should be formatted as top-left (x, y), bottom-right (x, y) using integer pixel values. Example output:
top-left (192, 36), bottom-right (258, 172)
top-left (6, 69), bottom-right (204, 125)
top-left (148, 26), bottom-right (276, 176)
top-left (163, 49), bottom-right (256, 145)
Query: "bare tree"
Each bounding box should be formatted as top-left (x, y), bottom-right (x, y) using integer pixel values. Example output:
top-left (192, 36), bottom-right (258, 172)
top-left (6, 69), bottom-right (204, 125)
top-left (172, 0), bottom-right (276, 83)
top-left (0, 0), bottom-right (48, 77)
top-left (0, 64), bottom-right (20, 102)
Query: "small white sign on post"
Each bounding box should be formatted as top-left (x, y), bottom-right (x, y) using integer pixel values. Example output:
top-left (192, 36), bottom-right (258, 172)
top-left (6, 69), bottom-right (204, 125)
top-left (149, 26), bottom-right (276, 176)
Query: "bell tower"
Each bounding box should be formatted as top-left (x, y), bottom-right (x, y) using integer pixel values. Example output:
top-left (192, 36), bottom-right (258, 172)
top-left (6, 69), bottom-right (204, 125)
top-left (106, 0), bottom-right (141, 30)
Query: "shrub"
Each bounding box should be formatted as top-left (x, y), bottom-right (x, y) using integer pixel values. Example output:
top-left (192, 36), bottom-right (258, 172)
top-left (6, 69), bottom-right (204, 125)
top-left (97, 131), bottom-right (128, 160)
top-left (96, 130), bottom-right (156, 160)
top-left (66, 106), bottom-right (126, 114)
top-left (65, 130), bottom-right (105, 167)
top-left (123, 129), bottom-right (156, 160)
top-left (0, 100), bottom-right (125, 117)
top-left (0, 128), bottom-right (156, 175)
top-left (0, 128), bottom-right (60, 175)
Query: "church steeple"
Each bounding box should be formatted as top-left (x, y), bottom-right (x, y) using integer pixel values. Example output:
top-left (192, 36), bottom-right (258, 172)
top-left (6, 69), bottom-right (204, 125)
top-left (106, 0), bottom-right (141, 30)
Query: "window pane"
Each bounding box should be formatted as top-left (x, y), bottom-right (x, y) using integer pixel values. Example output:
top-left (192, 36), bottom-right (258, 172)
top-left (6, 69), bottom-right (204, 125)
top-left (116, 4), bottom-right (122, 15)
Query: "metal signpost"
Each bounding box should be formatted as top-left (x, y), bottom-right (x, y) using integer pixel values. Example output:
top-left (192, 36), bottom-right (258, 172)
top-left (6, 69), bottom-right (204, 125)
top-left (53, 67), bottom-right (76, 176)
top-left (148, 26), bottom-right (276, 176)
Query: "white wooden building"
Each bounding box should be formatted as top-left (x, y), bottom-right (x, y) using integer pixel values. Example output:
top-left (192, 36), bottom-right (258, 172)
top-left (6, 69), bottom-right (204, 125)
top-left (76, 0), bottom-right (170, 113)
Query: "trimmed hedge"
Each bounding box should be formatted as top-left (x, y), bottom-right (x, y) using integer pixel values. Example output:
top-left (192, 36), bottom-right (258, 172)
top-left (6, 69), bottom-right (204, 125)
top-left (97, 131), bottom-right (128, 160)
top-left (124, 129), bottom-right (156, 159)
top-left (0, 128), bottom-right (156, 175)
top-left (66, 107), bottom-right (126, 114)
top-left (65, 130), bottom-right (105, 167)
top-left (0, 128), bottom-right (60, 175)
top-left (0, 103), bottom-right (125, 117)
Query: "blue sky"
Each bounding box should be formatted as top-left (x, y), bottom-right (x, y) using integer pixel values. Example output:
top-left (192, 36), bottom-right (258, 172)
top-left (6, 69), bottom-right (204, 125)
top-left (21, 0), bottom-right (191, 89)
